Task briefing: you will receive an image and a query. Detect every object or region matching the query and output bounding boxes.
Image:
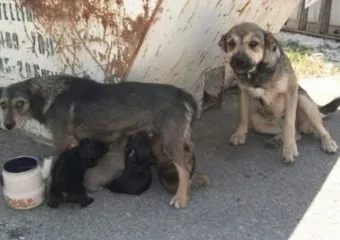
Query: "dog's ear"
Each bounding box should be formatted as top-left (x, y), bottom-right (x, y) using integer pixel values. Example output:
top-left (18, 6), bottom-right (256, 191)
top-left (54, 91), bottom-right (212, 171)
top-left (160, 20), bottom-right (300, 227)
top-left (218, 33), bottom-right (229, 52)
top-left (264, 31), bottom-right (277, 51)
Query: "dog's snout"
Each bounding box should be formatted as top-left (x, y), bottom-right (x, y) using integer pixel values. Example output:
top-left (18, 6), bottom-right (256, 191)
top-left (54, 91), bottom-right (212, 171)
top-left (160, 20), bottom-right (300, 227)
top-left (230, 52), bottom-right (253, 71)
top-left (4, 120), bottom-right (15, 130)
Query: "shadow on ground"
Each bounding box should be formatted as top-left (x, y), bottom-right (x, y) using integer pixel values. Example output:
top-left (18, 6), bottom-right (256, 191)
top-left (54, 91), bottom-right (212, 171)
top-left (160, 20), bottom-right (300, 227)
top-left (0, 95), bottom-right (339, 240)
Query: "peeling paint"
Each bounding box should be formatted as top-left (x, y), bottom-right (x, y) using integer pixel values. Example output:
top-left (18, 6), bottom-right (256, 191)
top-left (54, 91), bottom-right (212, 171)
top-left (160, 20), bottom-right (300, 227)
top-left (216, 0), bottom-right (223, 8)
top-left (18, 0), bottom-right (160, 81)
top-left (199, 51), bottom-right (208, 65)
top-left (237, 0), bottom-right (251, 15)
top-left (178, 0), bottom-right (190, 20)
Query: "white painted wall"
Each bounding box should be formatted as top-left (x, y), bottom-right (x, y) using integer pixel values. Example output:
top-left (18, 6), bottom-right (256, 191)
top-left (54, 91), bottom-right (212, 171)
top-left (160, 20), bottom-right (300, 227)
top-left (127, 0), bottom-right (301, 107)
top-left (0, 0), bottom-right (158, 84)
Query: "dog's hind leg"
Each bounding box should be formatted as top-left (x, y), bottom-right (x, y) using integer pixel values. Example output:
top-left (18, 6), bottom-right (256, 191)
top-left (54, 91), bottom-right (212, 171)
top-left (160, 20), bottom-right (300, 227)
top-left (252, 113), bottom-right (302, 149)
top-left (171, 158), bottom-right (190, 208)
top-left (298, 95), bottom-right (338, 153)
top-left (160, 121), bottom-right (192, 209)
top-left (296, 110), bottom-right (315, 135)
top-left (184, 144), bottom-right (209, 187)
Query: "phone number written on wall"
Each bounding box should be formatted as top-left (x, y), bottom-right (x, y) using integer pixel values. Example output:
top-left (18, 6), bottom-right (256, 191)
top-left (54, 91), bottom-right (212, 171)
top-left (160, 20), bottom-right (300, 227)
top-left (0, 2), bottom-right (60, 78)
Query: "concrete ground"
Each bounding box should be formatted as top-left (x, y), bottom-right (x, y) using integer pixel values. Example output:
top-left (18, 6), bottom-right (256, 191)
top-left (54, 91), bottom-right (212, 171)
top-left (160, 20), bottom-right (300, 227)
top-left (0, 78), bottom-right (339, 240)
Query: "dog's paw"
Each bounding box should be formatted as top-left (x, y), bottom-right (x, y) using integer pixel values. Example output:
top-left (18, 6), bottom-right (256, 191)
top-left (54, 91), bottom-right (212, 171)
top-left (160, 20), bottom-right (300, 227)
top-left (322, 138), bottom-right (338, 153)
top-left (230, 131), bottom-right (247, 145)
top-left (170, 194), bottom-right (188, 209)
top-left (191, 172), bottom-right (210, 187)
top-left (283, 143), bottom-right (299, 164)
top-left (265, 136), bottom-right (283, 149)
top-left (79, 197), bottom-right (94, 207)
top-left (197, 174), bottom-right (210, 187)
top-left (47, 201), bottom-right (59, 209)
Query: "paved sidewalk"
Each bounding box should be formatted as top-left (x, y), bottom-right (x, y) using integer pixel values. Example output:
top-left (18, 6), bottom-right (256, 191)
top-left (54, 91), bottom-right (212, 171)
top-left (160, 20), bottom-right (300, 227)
top-left (0, 78), bottom-right (339, 240)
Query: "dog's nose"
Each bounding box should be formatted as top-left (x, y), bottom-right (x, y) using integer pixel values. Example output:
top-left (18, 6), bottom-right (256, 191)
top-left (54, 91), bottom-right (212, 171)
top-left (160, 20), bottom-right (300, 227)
top-left (4, 121), bottom-right (15, 130)
top-left (230, 52), bottom-right (252, 70)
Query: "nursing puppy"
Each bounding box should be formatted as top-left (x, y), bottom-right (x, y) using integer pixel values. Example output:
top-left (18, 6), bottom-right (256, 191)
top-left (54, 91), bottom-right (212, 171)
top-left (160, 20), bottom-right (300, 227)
top-left (105, 131), bottom-right (209, 195)
top-left (47, 138), bottom-right (109, 208)
top-left (219, 22), bottom-right (339, 163)
top-left (105, 131), bottom-right (154, 195)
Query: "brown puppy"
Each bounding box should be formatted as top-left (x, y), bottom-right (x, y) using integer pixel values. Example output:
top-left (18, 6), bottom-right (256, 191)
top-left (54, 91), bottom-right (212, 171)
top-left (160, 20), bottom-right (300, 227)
top-left (219, 22), bottom-right (339, 163)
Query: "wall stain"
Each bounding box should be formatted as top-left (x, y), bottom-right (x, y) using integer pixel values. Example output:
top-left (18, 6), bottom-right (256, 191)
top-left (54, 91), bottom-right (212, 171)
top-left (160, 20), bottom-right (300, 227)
top-left (19, 0), bottom-right (160, 82)
top-left (237, 0), bottom-right (251, 15)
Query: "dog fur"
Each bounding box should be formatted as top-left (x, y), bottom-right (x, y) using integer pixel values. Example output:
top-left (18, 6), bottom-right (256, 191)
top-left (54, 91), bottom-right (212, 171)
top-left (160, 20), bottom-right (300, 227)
top-left (105, 131), bottom-right (154, 195)
top-left (47, 138), bottom-right (109, 208)
top-left (218, 22), bottom-right (339, 163)
top-left (0, 75), bottom-right (199, 208)
top-left (157, 142), bottom-right (209, 194)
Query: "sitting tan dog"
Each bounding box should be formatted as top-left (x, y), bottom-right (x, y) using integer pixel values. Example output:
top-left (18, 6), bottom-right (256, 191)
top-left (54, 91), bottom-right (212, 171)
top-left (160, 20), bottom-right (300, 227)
top-left (219, 22), bottom-right (339, 163)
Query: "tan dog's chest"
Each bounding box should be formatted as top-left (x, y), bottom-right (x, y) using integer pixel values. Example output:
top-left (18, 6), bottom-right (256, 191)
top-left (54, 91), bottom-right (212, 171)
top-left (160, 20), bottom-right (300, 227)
top-left (245, 86), bottom-right (285, 119)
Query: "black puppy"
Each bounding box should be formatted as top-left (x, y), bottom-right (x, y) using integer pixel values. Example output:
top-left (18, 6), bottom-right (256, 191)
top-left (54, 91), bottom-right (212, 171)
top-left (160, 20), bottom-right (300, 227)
top-left (105, 131), bottom-right (154, 195)
top-left (47, 139), bottom-right (109, 208)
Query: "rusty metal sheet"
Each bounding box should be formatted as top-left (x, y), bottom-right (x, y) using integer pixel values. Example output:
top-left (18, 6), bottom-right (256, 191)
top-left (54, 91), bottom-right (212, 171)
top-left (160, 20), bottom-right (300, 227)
top-left (0, 0), bottom-right (159, 84)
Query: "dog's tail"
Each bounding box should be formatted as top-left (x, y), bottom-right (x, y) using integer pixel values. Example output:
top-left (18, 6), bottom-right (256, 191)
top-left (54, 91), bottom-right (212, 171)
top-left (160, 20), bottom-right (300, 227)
top-left (178, 90), bottom-right (199, 125)
top-left (299, 86), bottom-right (340, 118)
top-left (318, 97), bottom-right (340, 117)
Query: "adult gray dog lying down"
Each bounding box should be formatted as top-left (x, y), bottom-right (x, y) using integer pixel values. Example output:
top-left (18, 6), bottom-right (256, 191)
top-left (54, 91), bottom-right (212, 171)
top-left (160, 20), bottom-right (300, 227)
top-left (0, 75), bottom-right (200, 209)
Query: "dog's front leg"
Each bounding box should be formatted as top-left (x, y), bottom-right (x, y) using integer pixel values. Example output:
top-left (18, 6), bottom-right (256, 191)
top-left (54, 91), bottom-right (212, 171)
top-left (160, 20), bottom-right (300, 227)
top-left (230, 88), bottom-right (251, 145)
top-left (283, 86), bottom-right (299, 163)
top-left (48, 121), bottom-right (78, 152)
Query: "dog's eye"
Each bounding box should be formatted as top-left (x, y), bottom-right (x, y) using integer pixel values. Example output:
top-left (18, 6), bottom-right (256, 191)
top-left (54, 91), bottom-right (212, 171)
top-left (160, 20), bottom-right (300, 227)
top-left (0, 102), bottom-right (7, 110)
top-left (227, 39), bottom-right (236, 49)
top-left (15, 100), bottom-right (25, 109)
top-left (249, 41), bottom-right (259, 48)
